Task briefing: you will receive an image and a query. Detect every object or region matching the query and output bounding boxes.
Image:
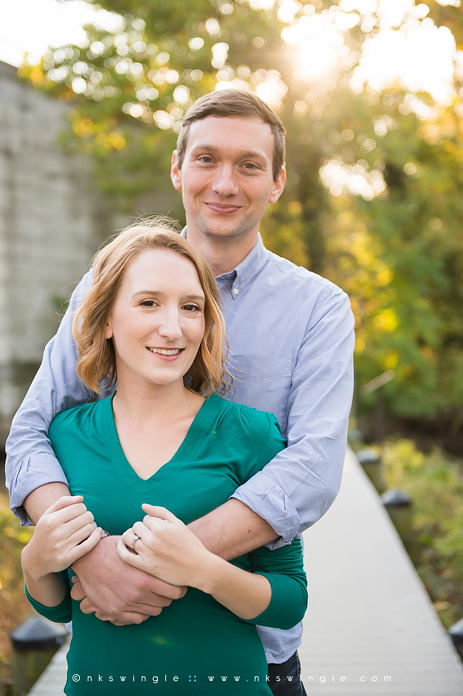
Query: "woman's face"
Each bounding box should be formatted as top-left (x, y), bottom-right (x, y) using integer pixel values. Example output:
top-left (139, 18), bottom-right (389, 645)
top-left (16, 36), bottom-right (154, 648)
top-left (105, 248), bottom-right (206, 392)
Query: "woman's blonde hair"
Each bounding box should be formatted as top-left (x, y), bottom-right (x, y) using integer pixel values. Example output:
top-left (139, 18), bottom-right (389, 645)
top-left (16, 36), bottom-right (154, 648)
top-left (73, 217), bottom-right (229, 397)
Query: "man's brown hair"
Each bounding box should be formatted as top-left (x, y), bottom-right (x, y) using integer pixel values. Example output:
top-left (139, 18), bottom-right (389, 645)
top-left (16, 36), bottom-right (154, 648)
top-left (176, 89), bottom-right (286, 181)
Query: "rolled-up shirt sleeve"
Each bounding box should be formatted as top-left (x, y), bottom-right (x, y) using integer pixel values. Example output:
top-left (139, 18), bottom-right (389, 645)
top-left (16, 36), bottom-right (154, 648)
top-left (231, 286), bottom-right (355, 547)
top-left (5, 271), bottom-right (94, 525)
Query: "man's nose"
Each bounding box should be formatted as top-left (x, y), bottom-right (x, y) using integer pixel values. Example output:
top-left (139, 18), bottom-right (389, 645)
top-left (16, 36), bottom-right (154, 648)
top-left (211, 164), bottom-right (239, 197)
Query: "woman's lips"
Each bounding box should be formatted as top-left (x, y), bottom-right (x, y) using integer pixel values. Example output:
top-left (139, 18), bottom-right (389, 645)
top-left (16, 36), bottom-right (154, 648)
top-left (146, 347), bottom-right (185, 361)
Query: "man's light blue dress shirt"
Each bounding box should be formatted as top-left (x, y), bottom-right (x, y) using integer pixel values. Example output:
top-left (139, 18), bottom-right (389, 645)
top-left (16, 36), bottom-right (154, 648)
top-left (6, 233), bottom-right (355, 663)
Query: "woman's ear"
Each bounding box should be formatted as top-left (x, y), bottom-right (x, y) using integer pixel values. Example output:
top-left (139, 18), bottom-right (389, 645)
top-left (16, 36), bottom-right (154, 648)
top-left (104, 321), bottom-right (113, 340)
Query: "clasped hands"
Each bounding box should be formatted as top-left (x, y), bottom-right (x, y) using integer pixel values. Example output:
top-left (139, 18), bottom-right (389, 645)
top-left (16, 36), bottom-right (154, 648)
top-left (70, 502), bottom-right (211, 626)
top-left (26, 496), bottom-right (207, 626)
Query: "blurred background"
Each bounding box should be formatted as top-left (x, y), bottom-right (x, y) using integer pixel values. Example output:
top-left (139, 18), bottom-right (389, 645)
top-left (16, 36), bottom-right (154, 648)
top-left (0, 0), bottom-right (463, 688)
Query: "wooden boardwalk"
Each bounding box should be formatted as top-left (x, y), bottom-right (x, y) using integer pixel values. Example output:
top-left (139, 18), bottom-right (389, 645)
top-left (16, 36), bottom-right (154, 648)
top-left (299, 448), bottom-right (463, 695)
top-left (28, 449), bottom-right (463, 695)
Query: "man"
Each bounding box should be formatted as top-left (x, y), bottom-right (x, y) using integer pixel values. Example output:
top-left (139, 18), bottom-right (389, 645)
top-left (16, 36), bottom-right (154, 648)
top-left (6, 89), bottom-right (355, 696)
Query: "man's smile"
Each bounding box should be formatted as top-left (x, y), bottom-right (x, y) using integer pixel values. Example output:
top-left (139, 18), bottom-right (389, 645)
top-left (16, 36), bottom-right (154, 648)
top-left (204, 202), bottom-right (243, 214)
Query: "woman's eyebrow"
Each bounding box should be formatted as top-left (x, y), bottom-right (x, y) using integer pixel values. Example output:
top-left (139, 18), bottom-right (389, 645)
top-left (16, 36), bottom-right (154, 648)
top-left (132, 290), bottom-right (161, 297)
top-left (182, 294), bottom-right (206, 302)
top-left (132, 290), bottom-right (205, 301)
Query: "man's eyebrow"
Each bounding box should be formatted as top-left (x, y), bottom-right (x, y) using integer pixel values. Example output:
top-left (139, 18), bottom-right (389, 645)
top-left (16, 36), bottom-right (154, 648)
top-left (190, 144), bottom-right (267, 160)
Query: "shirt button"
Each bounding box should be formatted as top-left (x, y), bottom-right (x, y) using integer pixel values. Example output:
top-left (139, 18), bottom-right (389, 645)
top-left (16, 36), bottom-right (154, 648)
top-left (233, 288), bottom-right (239, 295)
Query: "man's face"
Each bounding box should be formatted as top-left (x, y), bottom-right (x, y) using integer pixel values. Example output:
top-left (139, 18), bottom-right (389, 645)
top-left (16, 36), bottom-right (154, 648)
top-left (171, 115), bottom-right (285, 247)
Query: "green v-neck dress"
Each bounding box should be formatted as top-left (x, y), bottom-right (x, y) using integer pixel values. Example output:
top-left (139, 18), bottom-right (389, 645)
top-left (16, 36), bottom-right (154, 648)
top-left (26, 394), bottom-right (307, 695)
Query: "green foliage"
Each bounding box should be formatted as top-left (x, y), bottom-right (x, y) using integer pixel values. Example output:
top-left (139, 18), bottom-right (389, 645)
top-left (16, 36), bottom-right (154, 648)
top-left (20, 0), bottom-right (463, 423)
top-left (381, 439), bottom-right (463, 628)
top-left (348, 102), bottom-right (463, 419)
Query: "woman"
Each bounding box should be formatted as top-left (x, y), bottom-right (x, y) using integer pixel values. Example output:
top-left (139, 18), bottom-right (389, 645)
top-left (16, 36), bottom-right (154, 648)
top-left (21, 219), bottom-right (307, 695)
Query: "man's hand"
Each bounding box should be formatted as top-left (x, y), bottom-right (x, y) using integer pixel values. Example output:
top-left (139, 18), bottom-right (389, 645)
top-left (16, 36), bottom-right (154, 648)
top-left (70, 535), bottom-right (187, 626)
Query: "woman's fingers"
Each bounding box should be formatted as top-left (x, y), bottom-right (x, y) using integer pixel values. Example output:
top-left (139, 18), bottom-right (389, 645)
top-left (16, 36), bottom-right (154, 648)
top-left (118, 511), bottom-right (203, 589)
top-left (68, 526), bottom-right (102, 565)
top-left (36, 496), bottom-right (99, 570)
top-left (120, 528), bottom-right (137, 552)
top-left (116, 537), bottom-right (146, 570)
top-left (44, 495), bottom-right (83, 512)
top-left (121, 509), bottom-right (183, 554)
top-left (39, 506), bottom-right (95, 552)
top-left (120, 522), bottom-right (149, 555)
top-left (141, 504), bottom-right (182, 526)
top-left (66, 520), bottom-right (98, 548)
top-left (60, 510), bottom-right (96, 540)
top-left (43, 495), bottom-right (84, 517)
top-left (41, 498), bottom-right (93, 531)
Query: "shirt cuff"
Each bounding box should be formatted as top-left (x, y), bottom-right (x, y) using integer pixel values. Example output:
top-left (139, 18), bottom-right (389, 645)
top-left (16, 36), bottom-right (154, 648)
top-left (230, 470), bottom-right (300, 549)
top-left (8, 453), bottom-right (69, 526)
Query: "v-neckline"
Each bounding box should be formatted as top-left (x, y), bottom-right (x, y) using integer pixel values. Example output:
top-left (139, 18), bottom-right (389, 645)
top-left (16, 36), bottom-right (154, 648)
top-left (102, 393), bottom-right (211, 493)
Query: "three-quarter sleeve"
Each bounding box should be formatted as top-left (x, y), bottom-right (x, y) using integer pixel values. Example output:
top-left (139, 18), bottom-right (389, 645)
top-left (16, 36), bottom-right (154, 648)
top-left (25, 571), bottom-right (73, 624)
top-left (245, 539), bottom-right (307, 630)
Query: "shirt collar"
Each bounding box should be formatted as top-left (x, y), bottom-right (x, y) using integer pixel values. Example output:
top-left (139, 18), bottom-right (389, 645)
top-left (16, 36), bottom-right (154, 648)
top-left (180, 228), bottom-right (269, 299)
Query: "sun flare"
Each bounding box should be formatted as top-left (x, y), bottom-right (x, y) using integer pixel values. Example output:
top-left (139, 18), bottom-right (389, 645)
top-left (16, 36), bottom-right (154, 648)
top-left (298, 38), bottom-right (338, 78)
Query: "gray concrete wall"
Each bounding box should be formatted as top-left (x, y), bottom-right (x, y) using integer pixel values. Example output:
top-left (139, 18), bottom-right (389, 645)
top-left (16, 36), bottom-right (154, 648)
top-left (0, 61), bottom-right (103, 445)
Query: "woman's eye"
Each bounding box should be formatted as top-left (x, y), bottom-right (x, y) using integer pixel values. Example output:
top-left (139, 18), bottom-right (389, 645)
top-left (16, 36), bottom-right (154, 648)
top-left (183, 304), bottom-right (202, 312)
top-left (140, 300), bottom-right (156, 307)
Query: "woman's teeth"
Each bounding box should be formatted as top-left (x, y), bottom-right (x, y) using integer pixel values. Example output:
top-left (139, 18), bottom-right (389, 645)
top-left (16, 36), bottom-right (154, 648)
top-left (147, 348), bottom-right (181, 355)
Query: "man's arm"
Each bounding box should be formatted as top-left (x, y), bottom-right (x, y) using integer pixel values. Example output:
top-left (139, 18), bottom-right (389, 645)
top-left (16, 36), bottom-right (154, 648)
top-left (6, 271), bottom-right (94, 525)
top-left (189, 499), bottom-right (277, 560)
top-left (190, 287), bottom-right (355, 559)
top-left (24, 483), bottom-right (72, 524)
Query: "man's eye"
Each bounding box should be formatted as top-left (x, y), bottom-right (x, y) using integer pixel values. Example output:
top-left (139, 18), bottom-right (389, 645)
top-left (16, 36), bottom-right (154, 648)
top-left (243, 162), bottom-right (258, 170)
top-left (199, 156), bottom-right (213, 163)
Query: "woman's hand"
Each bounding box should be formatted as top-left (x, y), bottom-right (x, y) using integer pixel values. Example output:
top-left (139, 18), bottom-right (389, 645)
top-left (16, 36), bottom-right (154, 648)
top-left (117, 504), bottom-right (273, 621)
top-left (22, 495), bottom-right (101, 581)
top-left (117, 505), bottom-right (215, 590)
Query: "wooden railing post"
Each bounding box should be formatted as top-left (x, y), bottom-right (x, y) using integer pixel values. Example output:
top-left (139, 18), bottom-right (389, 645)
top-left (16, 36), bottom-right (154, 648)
top-left (10, 616), bottom-right (67, 696)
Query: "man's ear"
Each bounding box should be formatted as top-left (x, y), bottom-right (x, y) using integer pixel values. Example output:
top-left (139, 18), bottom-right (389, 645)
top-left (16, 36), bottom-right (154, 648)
top-left (171, 150), bottom-right (182, 191)
top-left (268, 166), bottom-right (286, 205)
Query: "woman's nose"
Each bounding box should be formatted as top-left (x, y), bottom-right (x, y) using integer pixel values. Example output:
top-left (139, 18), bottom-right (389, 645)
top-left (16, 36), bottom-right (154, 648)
top-left (158, 309), bottom-right (182, 340)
